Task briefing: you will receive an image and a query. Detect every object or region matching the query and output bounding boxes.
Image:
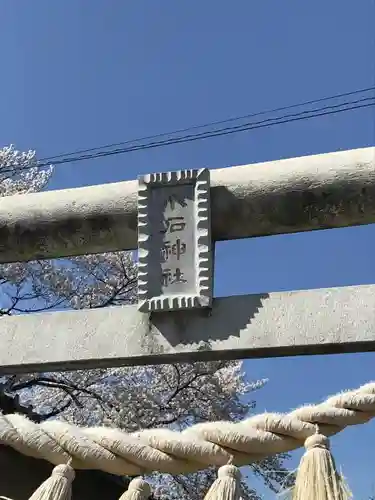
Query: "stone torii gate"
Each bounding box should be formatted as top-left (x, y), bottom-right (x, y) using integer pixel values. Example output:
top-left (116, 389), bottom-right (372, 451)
top-left (0, 146), bottom-right (374, 374)
top-left (0, 146), bottom-right (375, 500)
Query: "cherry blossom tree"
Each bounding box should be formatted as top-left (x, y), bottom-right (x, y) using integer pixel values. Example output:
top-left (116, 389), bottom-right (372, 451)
top-left (0, 145), bottom-right (292, 499)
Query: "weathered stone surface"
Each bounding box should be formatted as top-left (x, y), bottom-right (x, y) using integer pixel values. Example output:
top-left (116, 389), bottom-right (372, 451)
top-left (0, 147), bottom-right (373, 263)
top-left (0, 283), bottom-right (374, 374)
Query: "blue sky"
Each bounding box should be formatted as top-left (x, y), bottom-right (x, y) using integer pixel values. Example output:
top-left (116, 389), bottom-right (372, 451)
top-left (1, 1), bottom-right (375, 498)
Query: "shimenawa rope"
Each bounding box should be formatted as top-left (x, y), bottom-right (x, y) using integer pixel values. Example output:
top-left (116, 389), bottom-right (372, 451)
top-left (2, 381), bottom-right (372, 500)
top-left (0, 382), bottom-right (373, 475)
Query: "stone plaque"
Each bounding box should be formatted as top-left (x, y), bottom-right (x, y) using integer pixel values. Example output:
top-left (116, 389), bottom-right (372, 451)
top-left (137, 169), bottom-right (212, 312)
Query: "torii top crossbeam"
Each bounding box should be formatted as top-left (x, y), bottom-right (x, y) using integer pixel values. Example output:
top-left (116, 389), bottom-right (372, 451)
top-left (0, 147), bottom-right (373, 263)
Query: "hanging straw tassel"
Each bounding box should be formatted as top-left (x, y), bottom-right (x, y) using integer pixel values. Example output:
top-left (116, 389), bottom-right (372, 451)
top-left (292, 428), bottom-right (352, 500)
top-left (119, 477), bottom-right (152, 500)
top-left (204, 464), bottom-right (242, 500)
top-left (28, 462), bottom-right (75, 500)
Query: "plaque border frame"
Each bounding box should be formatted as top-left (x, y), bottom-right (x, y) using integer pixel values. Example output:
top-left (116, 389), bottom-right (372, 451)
top-left (137, 168), bottom-right (212, 312)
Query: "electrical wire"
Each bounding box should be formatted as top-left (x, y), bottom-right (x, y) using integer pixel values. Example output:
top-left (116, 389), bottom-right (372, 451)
top-left (2, 96), bottom-right (375, 175)
top-left (39, 85), bottom-right (375, 162)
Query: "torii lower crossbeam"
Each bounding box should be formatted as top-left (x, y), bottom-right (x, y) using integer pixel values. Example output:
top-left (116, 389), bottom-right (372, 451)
top-left (1, 282), bottom-right (374, 374)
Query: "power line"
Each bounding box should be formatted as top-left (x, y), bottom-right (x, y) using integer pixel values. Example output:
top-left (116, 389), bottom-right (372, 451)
top-left (96, 96), bottom-right (374, 156)
top-left (3, 97), bottom-right (375, 175)
top-left (46, 97), bottom-right (375, 158)
top-left (7, 97), bottom-right (375, 173)
top-left (40, 85), bottom-right (375, 162)
top-left (66, 99), bottom-right (373, 161)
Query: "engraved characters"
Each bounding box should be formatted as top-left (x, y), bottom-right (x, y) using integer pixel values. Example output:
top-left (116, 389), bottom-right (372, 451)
top-left (160, 193), bottom-right (188, 288)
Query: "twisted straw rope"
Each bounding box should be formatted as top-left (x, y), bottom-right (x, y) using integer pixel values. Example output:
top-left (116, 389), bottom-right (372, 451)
top-left (0, 382), bottom-right (374, 475)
